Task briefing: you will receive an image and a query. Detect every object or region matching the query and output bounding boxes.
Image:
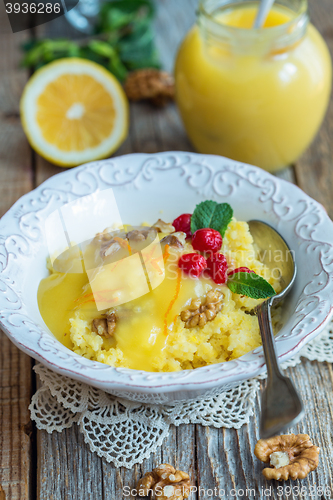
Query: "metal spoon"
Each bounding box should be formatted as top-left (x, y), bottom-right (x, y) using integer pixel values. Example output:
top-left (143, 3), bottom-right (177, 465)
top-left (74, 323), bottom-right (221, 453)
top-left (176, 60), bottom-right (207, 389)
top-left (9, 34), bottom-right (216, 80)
top-left (248, 220), bottom-right (304, 439)
top-left (253, 0), bottom-right (275, 28)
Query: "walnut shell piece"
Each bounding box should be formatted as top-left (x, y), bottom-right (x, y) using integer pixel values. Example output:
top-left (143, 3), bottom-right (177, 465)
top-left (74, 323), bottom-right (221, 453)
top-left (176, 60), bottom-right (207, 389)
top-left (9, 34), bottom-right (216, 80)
top-left (254, 434), bottom-right (320, 480)
top-left (136, 464), bottom-right (191, 499)
top-left (124, 69), bottom-right (175, 106)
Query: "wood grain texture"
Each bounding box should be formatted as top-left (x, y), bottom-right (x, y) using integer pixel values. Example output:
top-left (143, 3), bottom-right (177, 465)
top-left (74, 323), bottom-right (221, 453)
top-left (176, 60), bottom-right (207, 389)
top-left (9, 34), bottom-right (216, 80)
top-left (0, 28), bottom-right (33, 217)
top-left (294, 0), bottom-right (333, 219)
top-left (0, 4), bottom-right (35, 499)
top-left (0, 0), bottom-right (34, 216)
top-left (195, 361), bottom-right (333, 500)
top-left (0, 339), bottom-right (33, 500)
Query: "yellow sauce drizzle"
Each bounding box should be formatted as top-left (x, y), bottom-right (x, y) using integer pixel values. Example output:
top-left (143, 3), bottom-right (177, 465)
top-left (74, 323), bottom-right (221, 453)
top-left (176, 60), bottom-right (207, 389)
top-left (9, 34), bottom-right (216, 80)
top-left (163, 268), bottom-right (182, 336)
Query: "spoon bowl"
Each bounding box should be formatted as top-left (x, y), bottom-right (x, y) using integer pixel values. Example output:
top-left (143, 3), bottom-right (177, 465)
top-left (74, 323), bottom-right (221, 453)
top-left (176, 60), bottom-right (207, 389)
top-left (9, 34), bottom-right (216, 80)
top-left (248, 220), bottom-right (296, 302)
top-left (248, 220), bottom-right (304, 439)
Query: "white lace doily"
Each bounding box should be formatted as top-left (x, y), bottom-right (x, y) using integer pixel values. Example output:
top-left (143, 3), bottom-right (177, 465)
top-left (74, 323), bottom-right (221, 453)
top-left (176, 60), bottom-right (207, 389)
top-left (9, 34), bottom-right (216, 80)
top-left (30, 319), bottom-right (333, 468)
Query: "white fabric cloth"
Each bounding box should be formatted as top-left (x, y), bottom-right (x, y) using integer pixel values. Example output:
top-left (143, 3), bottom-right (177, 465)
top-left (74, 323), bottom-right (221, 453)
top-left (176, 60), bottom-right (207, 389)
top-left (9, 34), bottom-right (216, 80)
top-left (30, 319), bottom-right (333, 468)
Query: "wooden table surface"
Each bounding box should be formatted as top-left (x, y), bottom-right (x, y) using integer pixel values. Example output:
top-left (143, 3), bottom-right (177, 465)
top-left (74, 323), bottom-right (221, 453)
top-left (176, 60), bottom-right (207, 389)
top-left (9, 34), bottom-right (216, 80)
top-left (0, 0), bottom-right (332, 499)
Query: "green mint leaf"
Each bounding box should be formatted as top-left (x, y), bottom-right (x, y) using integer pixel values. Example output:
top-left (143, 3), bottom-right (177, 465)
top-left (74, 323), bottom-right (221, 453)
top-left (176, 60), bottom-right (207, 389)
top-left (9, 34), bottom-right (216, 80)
top-left (97, 0), bottom-right (154, 34)
top-left (88, 40), bottom-right (116, 58)
top-left (21, 0), bottom-right (160, 78)
top-left (227, 272), bottom-right (276, 299)
top-left (190, 200), bottom-right (233, 237)
top-left (108, 55), bottom-right (128, 82)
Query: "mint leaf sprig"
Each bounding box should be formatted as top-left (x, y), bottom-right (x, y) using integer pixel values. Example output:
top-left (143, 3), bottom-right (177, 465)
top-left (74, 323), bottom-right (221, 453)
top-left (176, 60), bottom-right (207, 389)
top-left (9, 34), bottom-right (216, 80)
top-left (21, 0), bottom-right (160, 82)
top-left (190, 200), bottom-right (275, 299)
top-left (191, 200), bottom-right (233, 238)
top-left (227, 272), bottom-right (276, 299)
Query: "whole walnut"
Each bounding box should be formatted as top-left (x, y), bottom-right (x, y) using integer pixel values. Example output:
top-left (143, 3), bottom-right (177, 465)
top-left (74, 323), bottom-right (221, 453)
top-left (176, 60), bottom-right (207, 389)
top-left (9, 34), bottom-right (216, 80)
top-left (255, 434), bottom-right (320, 480)
top-left (124, 69), bottom-right (175, 106)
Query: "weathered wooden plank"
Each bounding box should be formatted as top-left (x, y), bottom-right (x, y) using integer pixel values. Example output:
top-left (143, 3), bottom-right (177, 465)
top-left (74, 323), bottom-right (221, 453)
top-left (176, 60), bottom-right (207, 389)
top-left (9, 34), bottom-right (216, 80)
top-left (0, 4), bottom-right (35, 500)
top-left (154, 0), bottom-right (196, 73)
top-left (0, 341), bottom-right (33, 500)
top-left (100, 422), bottom-right (197, 500)
top-left (196, 361), bottom-right (333, 499)
top-left (294, 0), bottom-right (333, 219)
top-left (35, 158), bottom-right (66, 187)
top-left (0, 33), bottom-right (33, 217)
top-left (118, 102), bottom-right (194, 155)
top-left (37, 425), bottom-right (104, 500)
top-left (287, 362), bottom-right (333, 490)
top-left (36, 405), bottom-right (197, 500)
top-left (275, 166), bottom-right (296, 184)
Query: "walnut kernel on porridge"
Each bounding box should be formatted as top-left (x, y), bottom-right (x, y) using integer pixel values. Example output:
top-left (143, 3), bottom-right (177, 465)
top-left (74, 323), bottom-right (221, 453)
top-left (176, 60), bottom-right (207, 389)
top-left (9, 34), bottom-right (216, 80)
top-left (180, 290), bottom-right (223, 328)
top-left (91, 312), bottom-right (116, 338)
top-left (255, 434), bottom-right (320, 480)
top-left (161, 232), bottom-right (187, 248)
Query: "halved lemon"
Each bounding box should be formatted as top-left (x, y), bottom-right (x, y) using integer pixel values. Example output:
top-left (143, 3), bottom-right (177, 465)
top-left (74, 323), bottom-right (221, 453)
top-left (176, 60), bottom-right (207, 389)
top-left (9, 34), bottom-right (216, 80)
top-left (20, 58), bottom-right (129, 167)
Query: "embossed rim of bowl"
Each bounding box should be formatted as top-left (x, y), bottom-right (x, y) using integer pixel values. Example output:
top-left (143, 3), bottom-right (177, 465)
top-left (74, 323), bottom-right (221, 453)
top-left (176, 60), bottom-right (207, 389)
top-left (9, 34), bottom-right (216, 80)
top-left (0, 152), bottom-right (332, 395)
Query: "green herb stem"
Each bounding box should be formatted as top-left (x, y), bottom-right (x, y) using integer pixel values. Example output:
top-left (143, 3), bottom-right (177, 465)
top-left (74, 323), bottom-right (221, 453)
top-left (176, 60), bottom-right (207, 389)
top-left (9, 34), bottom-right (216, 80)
top-left (21, 0), bottom-right (160, 82)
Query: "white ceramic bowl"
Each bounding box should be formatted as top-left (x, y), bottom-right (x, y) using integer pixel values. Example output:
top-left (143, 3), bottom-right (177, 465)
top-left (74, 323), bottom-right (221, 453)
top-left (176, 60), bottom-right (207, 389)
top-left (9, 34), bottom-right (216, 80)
top-left (0, 152), bottom-right (332, 403)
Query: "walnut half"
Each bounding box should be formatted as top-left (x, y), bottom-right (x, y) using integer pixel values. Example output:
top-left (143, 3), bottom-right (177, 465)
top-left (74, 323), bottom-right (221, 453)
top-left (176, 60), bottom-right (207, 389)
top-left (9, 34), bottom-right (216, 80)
top-left (136, 464), bottom-right (191, 500)
top-left (180, 290), bottom-right (223, 328)
top-left (152, 218), bottom-right (175, 234)
top-left (161, 232), bottom-right (186, 249)
top-left (254, 434), bottom-right (320, 480)
top-left (124, 69), bottom-right (175, 106)
top-left (92, 312), bottom-right (116, 338)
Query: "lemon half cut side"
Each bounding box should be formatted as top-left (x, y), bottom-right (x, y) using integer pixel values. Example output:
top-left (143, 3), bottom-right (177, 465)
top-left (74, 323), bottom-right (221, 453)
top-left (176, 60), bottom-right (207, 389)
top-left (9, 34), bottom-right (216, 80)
top-left (20, 58), bottom-right (129, 167)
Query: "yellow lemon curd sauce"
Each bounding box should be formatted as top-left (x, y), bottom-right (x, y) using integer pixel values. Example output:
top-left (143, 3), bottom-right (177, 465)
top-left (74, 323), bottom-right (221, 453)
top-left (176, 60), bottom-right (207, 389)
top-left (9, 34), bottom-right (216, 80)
top-left (175, 3), bottom-right (332, 171)
top-left (38, 220), bottom-right (282, 372)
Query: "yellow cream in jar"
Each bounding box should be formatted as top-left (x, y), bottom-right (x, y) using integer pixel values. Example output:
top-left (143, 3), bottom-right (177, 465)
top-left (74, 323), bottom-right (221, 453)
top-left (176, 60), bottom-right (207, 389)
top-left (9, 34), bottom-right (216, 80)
top-left (175, 1), bottom-right (332, 171)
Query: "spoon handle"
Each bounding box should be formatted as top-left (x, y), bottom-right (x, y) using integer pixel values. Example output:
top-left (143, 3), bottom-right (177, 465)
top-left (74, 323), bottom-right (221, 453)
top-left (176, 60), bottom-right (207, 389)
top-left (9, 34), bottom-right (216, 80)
top-left (253, 0), bottom-right (275, 28)
top-left (256, 299), bottom-right (281, 380)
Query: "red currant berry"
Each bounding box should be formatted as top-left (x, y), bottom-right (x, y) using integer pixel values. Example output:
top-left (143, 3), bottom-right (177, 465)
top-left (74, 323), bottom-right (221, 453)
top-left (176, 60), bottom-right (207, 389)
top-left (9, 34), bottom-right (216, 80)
top-left (178, 253), bottom-right (207, 278)
top-left (228, 267), bottom-right (255, 276)
top-left (205, 253), bottom-right (228, 284)
top-left (172, 213), bottom-right (192, 238)
top-left (192, 228), bottom-right (222, 253)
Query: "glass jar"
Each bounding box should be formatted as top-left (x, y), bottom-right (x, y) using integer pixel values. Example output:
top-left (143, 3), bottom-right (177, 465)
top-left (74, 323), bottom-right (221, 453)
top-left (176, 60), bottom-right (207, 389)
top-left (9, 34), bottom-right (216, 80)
top-left (175, 0), bottom-right (332, 172)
